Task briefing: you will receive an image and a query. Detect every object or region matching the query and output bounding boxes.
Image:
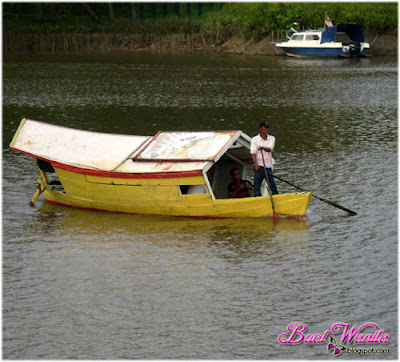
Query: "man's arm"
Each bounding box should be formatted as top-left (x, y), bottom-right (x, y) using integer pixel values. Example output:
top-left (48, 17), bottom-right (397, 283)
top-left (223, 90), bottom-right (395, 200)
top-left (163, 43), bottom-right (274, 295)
top-left (269, 136), bottom-right (275, 151)
top-left (229, 186), bottom-right (241, 198)
top-left (228, 184), bottom-right (236, 198)
top-left (251, 137), bottom-right (261, 171)
top-left (245, 180), bottom-right (254, 190)
top-left (229, 189), bottom-right (238, 198)
top-left (251, 153), bottom-right (259, 171)
top-left (259, 136), bottom-right (275, 152)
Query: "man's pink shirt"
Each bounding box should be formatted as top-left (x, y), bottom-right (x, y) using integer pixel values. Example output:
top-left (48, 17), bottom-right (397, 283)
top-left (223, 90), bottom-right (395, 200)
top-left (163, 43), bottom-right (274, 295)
top-left (250, 134), bottom-right (275, 168)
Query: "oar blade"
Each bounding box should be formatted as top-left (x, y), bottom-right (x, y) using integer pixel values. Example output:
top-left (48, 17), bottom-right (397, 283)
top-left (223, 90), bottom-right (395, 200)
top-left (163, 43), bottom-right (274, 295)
top-left (320, 198), bottom-right (357, 216)
top-left (274, 174), bottom-right (357, 216)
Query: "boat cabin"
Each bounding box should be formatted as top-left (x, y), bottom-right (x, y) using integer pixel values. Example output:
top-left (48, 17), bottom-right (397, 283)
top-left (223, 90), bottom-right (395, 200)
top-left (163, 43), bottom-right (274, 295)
top-left (289, 24), bottom-right (366, 46)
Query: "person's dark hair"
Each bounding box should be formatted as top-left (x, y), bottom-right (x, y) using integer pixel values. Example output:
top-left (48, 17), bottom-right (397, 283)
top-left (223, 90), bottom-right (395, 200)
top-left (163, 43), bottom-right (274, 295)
top-left (230, 167), bottom-right (240, 176)
top-left (259, 121), bottom-right (270, 129)
top-left (298, 16), bottom-right (302, 20)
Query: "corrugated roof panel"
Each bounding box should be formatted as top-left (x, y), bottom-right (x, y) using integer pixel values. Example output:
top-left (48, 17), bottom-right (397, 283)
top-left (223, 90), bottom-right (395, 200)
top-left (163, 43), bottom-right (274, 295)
top-left (136, 131), bottom-right (238, 161)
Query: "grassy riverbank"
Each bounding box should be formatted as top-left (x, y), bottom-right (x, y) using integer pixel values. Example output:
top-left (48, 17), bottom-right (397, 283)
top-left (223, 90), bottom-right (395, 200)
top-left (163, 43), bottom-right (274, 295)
top-left (3, 3), bottom-right (397, 56)
top-left (3, 32), bottom-right (397, 57)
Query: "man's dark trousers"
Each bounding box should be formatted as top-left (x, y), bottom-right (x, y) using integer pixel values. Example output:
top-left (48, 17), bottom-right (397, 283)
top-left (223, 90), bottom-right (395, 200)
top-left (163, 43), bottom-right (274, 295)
top-left (254, 167), bottom-right (278, 196)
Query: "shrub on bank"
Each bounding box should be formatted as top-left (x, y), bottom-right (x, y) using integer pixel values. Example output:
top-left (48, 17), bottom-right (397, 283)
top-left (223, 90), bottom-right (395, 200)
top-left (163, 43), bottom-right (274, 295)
top-left (3, 2), bottom-right (397, 39)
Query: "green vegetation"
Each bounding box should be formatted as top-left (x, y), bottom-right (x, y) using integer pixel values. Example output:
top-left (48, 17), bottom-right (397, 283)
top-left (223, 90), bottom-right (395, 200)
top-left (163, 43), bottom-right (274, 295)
top-left (3, 2), bottom-right (397, 40)
top-left (226, 2), bottom-right (397, 38)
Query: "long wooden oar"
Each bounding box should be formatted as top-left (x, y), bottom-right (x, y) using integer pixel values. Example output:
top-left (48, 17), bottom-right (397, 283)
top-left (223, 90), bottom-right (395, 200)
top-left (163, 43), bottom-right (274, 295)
top-left (273, 174), bottom-right (357, 216)
top-left (261, 150), bottom-right (279, 221)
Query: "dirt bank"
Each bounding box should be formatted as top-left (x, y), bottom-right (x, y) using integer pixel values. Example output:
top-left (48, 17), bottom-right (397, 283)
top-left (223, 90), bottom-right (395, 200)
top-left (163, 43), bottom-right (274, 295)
top-left (3, 32), bottom-right (397, 56)
top-left (218, 33), bottom-right (398, 57)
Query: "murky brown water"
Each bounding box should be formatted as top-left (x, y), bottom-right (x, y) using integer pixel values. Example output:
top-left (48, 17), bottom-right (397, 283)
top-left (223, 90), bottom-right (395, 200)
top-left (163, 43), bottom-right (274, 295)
top-left (3, 51), bottom-right (397, 359)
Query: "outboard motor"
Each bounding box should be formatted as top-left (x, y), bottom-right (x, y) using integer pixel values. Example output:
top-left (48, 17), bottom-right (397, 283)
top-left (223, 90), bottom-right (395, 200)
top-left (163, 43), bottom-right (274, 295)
top-left (349, 42), bottom-right (361, 55)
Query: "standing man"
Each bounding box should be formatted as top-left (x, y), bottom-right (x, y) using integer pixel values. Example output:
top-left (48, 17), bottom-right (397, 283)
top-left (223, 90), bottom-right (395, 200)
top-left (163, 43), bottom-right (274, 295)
top-left (250, 121), bottom-right (279, 196)
top-left (297, 16), bottom-right (307, 32)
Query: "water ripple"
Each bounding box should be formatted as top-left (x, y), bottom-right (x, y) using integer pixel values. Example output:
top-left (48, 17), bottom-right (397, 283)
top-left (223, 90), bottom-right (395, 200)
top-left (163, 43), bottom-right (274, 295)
top-left (3, 53), bottom-right (397, 359)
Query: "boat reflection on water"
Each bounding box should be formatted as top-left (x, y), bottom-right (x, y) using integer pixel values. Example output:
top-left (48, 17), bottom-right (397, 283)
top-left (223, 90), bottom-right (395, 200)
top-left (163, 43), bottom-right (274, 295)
top-left (38, 201), bottom-right (311, 250)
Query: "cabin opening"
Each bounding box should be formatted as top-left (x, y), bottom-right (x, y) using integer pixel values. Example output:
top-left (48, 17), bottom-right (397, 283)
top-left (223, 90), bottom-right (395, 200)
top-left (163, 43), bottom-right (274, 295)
top-left (179, 185), bottom-right (207, 195)
top-left (37, 159), bottom-right (65, 193)
top-left (204, 138), bottom-right (269, 199)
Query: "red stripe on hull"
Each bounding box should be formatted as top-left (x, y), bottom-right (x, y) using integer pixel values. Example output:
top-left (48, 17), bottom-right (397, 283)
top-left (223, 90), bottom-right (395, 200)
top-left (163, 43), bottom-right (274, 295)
top-left (46, 199), bottom-right (134, 214)
top-left (45, 199), bottom-right (305, 219)
top-left (51, 161), bottom-right (202, 179)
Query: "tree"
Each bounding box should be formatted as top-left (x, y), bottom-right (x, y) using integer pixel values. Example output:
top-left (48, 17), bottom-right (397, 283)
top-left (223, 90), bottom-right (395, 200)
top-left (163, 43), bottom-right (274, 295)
top-left (138, 3), bottom-right (144, 20)
top-left (131, 3), bottom-right (137, 21)
top-left (108, 3), bottom-right (115, 22)
top-left (162, 3), bottom-right (168, 18)
top-left (47, 4), bottom-right (58, 25)
top-left (81, 3), bottom-right (98, 22)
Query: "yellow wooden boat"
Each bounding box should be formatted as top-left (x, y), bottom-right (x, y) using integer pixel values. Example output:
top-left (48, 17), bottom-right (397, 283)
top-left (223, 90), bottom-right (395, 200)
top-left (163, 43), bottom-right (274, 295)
top-left (10, 119), bottom-right (312, 218)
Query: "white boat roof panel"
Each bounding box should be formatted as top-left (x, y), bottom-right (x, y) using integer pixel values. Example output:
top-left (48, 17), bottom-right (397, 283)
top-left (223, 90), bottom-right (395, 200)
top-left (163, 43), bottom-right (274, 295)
top-left (10, 119), bottom-right (150, 171)
top-left (10, 120), bottom-right (250, 175)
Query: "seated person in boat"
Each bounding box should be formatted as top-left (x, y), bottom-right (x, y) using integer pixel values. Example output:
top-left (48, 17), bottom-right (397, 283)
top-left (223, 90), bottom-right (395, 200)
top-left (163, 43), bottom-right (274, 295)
top-left (228, 168), bottom-right (254, 198)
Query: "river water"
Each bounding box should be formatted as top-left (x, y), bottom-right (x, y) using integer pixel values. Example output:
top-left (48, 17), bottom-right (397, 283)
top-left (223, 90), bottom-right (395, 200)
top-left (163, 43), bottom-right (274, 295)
top-left (2, 52), bottom-right (397, 359)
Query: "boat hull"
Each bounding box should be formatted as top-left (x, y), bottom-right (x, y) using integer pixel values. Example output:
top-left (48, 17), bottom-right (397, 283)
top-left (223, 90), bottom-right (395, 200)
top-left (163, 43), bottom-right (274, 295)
top-left (44, 167), bottom-right (312, 218)
top-left (279, 46), bottom-right (369, 58)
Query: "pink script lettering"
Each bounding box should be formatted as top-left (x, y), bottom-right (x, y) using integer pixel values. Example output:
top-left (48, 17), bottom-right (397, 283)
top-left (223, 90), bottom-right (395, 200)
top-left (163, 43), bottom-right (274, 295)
top-left (278, 322), bottom-right (307, 344)
top-left (331, 323), bottom-right (390, 344)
